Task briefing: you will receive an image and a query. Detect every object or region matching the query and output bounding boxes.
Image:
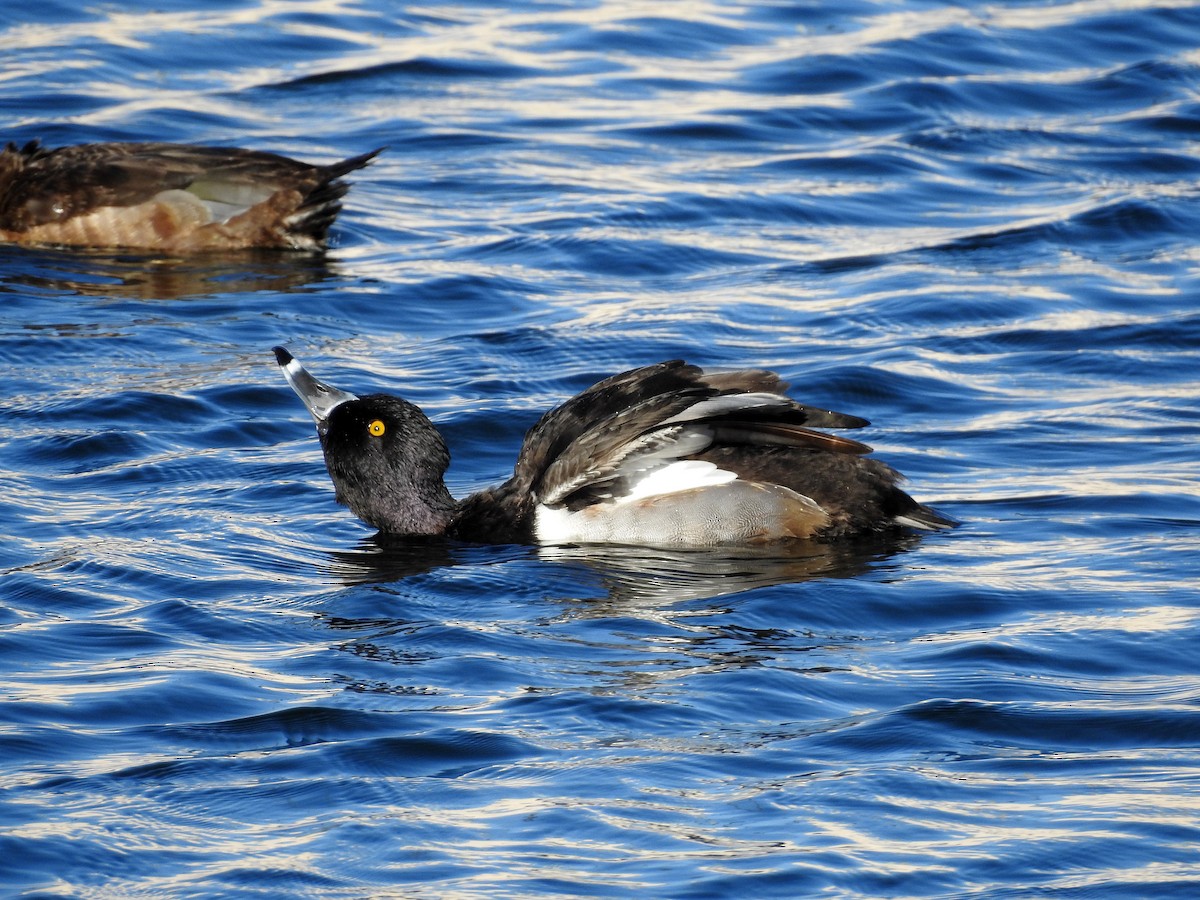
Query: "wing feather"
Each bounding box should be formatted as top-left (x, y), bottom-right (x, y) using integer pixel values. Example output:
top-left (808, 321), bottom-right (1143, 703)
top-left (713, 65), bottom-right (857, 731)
top-left (524, 363), bottom-right (873, 511)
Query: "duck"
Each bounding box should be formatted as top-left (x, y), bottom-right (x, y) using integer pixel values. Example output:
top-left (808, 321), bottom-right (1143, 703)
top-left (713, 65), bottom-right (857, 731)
top-left (273, 347), bottom-right (956, 547)
top-left (0, 140), bottom-right (380, 251)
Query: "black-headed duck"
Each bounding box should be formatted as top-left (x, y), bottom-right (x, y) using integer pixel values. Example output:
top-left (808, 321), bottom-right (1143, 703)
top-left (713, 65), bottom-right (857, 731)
top-left (273, 347), bottom-right (956, 547)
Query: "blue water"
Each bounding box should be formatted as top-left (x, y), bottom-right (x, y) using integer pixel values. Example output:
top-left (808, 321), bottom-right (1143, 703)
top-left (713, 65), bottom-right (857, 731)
top-left (3, 1), bottom-right (1200, 896)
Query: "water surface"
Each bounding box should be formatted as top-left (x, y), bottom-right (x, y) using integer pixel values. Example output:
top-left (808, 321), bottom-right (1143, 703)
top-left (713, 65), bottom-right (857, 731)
top-left (2, 1), bottom-right (1200, 897)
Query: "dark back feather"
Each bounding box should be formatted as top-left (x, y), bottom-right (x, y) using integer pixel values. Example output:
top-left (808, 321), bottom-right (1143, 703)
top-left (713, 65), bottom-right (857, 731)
top-left (507, 360), bottom-right (871, 509)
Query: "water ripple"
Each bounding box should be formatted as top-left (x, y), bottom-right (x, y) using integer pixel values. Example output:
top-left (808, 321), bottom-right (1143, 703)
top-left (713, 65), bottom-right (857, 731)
top-left (2, 0), bottom-right (1199, 896)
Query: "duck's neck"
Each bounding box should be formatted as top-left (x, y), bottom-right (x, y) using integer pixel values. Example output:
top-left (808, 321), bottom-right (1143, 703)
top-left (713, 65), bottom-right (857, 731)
top-left (325, 451), bottom-right (460, 537)
top-left (391, 478), bottom-right (459, 536)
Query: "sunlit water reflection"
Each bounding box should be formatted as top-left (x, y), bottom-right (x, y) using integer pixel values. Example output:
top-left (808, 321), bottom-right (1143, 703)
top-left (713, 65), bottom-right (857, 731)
top-left (3, 0), bottom-right (1199, 896)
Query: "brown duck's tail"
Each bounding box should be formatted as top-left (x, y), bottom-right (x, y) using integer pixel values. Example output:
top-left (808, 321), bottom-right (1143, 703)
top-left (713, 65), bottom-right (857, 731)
top-left (287, 147), bottom-right (383, 247)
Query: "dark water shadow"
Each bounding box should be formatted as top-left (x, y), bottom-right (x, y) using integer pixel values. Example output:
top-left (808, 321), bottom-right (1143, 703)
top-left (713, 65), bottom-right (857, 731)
top-left (539, 532), bottom-right (927, 606)
top-left (0, 244), bottom-right (336, 300)
top-left (315, 533), bottom-right (936, 700)
top-left (322, 530), bottom-right (930, 604)
top-left (322, 535), bottom-right (481, 586)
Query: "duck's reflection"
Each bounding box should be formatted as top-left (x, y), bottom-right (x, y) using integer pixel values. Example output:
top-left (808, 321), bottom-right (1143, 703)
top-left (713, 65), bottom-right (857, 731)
top-left (538, 534), bottom-right (922, 606)
top-left (323, 535), bottom-right (488, 586)
top-left (322, 530), bottom-right (925, 604)
top-left (315, 532), bottom-right (934, 699)
top-left (0, 244), bottom-right (335, 300)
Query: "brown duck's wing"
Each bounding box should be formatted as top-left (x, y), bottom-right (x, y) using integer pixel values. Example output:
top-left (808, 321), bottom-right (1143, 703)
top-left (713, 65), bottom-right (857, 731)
top-left (515, 360), bottom-right (874, 509)
top-left (0, 141), bottom-right (379, 232)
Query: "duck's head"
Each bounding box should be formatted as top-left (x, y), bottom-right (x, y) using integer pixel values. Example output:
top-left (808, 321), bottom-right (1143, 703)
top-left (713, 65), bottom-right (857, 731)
top-left (273, 347), bottom-right (456, 535)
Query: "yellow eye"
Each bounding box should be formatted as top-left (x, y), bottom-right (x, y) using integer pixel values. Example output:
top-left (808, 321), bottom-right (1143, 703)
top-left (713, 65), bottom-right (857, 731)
top-left (367, 419), bottom-right (386, 437)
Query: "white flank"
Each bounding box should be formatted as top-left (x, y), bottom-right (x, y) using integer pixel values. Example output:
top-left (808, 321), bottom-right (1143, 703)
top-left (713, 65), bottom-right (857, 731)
top-left (534, 460), bottom-right (740, 546)
top-left (623, 459), bottom-right (737, 501)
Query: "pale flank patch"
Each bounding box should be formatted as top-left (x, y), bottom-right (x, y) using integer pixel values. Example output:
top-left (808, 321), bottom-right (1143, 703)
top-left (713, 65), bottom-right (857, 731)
top-left (536, 460), bottom-right (739, 545)
top-left (151, 189), bottom-right (215, 225)
top-left (533, 460), bottom-right (835, 546)
top-left (623, 459), bottom-right (737, 501)
top-left (533, 503), bottom-right (585, 544)
top-left (186, 179), bottom-right (274, 223)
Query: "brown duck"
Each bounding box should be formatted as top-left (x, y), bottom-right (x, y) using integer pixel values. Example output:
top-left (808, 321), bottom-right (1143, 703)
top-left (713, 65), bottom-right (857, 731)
top-left (0, 140), bottom-right (379, 251)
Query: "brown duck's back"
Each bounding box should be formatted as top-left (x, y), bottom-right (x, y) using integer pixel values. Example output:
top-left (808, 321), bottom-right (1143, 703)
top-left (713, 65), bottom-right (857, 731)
top-left (0, 140), bottom-right (379, 251)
